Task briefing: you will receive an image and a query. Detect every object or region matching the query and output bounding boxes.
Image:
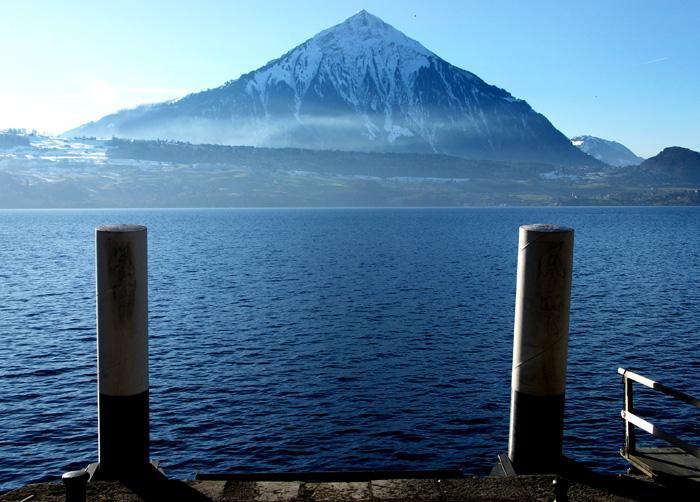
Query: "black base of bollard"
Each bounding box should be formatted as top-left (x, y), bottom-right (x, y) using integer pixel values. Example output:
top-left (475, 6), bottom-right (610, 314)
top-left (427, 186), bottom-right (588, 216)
top-left (98, 390), bottom-right (150, 476)
top-left (509, 391), bottom-right (565, 474)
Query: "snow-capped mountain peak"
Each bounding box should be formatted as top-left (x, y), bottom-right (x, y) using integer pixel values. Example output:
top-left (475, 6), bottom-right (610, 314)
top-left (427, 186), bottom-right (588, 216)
top-left (571, 135), bottom-right (644, 166)
top-left (315, 9), bottom-right (434, 59)
top-left (67, 11), bottom-right (598, 166)
top-left (244, 9), bottom-right (436, 113)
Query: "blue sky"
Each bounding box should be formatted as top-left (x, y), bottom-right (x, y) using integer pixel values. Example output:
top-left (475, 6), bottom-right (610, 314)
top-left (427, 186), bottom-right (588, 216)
top-left (1, 0), bottom-right (698, 157)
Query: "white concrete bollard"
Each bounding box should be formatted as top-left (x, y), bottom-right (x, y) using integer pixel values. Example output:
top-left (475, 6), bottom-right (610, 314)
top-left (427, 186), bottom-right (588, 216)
top-left (95, 224), bottom-right (150, 479)
top-left (508, 224), bottom-right (574, 473)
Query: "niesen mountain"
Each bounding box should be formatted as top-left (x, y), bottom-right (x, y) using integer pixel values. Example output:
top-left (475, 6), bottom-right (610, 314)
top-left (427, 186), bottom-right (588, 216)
top-left (571, 135), bottom-right (644, 167)
top-left (67, 10), bottom-right (597, 167)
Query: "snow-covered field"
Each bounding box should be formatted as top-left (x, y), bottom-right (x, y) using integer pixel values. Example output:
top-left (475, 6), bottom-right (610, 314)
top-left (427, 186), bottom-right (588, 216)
top-left (0, 136), bottom-right (178, 183)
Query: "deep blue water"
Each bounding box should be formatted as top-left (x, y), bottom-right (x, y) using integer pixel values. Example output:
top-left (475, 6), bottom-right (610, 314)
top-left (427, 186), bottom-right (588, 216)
top-left (1, 207), bottom-right (699, 491)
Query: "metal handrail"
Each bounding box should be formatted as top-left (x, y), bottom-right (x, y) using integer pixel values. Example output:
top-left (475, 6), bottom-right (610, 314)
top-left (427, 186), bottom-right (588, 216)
top-left (618, 367), bottom-right (700, 459)
top-left (618, 368), bottom-right (700, 408)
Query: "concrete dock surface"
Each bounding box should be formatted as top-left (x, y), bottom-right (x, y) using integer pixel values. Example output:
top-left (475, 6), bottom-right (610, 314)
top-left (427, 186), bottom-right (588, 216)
top-left (0, 473), bottom-right (677, 501)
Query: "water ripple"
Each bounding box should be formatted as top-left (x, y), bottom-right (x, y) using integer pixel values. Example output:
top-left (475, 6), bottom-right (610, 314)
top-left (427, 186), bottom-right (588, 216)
top-left (1, 207), bottom-right (699, 492)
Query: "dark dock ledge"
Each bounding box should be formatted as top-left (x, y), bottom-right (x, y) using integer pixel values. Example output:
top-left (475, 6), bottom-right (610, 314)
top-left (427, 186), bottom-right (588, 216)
top-left (0, 471), bottom-right (675, 501)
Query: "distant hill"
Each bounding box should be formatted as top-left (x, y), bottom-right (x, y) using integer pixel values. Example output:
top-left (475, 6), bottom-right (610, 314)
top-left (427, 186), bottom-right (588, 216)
top-left (67, 10), bottom-right (599, 167)
top-left (635, 147), bottom-right (700, 183)
top-left (571, 135), bottom-right (644, 167)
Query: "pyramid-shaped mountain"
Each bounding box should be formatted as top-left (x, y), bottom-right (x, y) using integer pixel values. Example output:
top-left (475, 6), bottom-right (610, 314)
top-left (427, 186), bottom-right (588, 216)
top-left (67, 10), bottom-right (596, 166)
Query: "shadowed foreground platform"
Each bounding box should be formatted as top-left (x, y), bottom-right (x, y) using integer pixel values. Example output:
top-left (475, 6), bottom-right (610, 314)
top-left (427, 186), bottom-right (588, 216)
top-left (623, 447), bottom-right (700, 487)
top-left (0, 473), bottom-right (675, 501)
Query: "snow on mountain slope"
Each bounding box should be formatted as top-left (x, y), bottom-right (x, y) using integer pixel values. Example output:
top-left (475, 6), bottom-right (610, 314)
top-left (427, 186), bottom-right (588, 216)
top-left (67, 10), bottom-right (598, 166)
top-left (246, 10), bottom-right (436, 112)
top-left (571, 135), bottom-right (644, 167)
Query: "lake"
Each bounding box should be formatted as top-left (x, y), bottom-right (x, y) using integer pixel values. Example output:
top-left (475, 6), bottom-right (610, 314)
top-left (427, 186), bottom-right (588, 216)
top-left (1, 207), bottom-right (699, 491)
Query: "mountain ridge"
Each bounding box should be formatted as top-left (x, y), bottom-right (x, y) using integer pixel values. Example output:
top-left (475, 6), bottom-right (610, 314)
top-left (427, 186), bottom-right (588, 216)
top-left (571, 135), bottom-right (644, 167)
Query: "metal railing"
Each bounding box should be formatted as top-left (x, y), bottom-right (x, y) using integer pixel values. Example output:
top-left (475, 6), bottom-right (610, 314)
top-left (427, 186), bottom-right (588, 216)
top-left (618, 367), bottom-right (700, 458)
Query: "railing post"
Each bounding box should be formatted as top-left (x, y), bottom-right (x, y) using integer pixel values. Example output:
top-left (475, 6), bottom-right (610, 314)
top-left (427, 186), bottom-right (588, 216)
top-left (508, 224), bottom-right (574, 474)
top-left (95, 224), bottom-right (150, 479)
top-left (624, 375), bottom-right (636, 454)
